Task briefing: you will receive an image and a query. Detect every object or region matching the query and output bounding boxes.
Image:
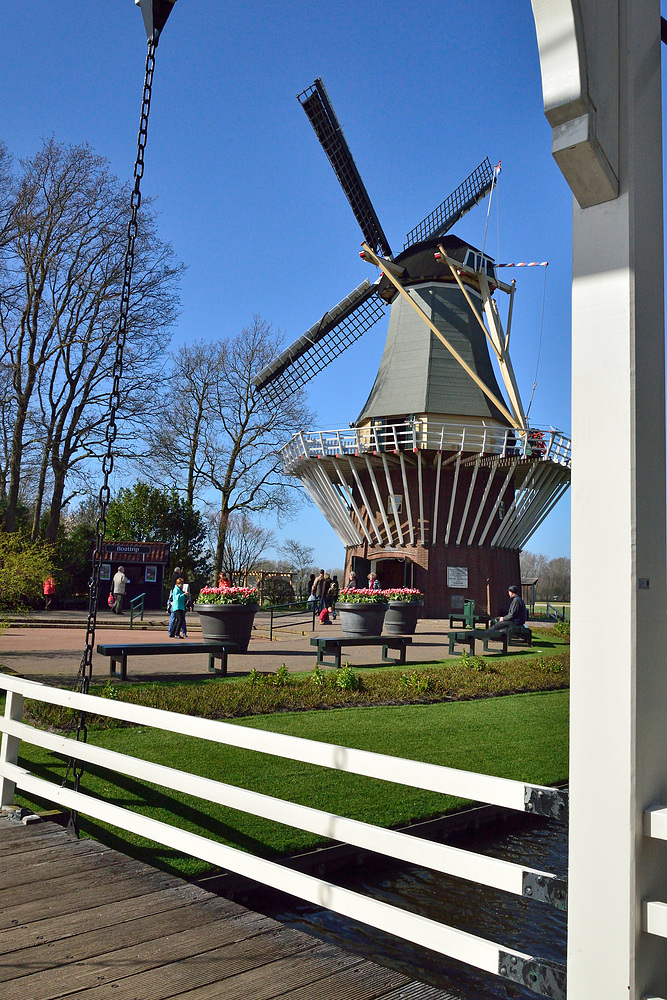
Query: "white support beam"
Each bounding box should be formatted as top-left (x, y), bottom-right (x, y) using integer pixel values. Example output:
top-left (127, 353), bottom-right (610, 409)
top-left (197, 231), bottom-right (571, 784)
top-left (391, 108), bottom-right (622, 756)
top-left (417, 449), bottom-right (425, 546)
top-left (347, 457), bottom-right (384, 546)
top-left (331, 457), bottom-right (374, 546)
top-left (399, 451), bottom-right (415, 545)
top-left (519, 481), bottom-right (571, 549)
top-left (456, 456), bottom-right (481, 546)
top-left (468, 460), bottom-right (499, 546)
top-left (381, 454), bottom-right (404, 545)
top-left (490, 463), bottom-right (542, 547)
top-left (364, 455), bottom-right (393, 544)
top-left (432, 449), bottom-right (443, 546)
top-left (502, 464), bottom-right (561, 550)
top-left (445, 453), bottom-right (462, 545)
top-left (478, 460), bottom-right (517, 546)
top-left (531, 1), bottom-right (667, 997)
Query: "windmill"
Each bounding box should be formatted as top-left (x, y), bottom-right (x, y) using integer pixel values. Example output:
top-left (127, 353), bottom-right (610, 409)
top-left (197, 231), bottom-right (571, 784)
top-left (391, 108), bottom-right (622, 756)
top-left (253, 78), bottom-right (570, 617)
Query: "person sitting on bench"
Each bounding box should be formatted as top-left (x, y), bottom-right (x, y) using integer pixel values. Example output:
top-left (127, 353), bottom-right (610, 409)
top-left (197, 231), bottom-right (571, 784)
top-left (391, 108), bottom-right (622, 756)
top-left (493, 585), bottom-right (527, 633)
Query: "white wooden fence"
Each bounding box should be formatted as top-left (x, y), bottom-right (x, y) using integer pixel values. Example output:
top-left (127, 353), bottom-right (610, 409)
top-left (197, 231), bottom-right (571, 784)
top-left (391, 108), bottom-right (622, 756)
top-left (0, 674), bottom-right (567, 998)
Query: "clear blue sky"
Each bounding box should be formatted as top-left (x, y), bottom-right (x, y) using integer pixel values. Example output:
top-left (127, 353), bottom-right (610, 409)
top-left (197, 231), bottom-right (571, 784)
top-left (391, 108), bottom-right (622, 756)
top-left (1, 1), bottom-right (591, 567)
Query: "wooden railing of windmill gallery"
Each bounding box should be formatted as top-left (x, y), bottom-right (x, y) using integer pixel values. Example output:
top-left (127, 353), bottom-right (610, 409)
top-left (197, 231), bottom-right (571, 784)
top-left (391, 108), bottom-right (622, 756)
top-left (280, 419), bottom-right (572, 473)
top-left (0, 674), bottom-right (567, 999)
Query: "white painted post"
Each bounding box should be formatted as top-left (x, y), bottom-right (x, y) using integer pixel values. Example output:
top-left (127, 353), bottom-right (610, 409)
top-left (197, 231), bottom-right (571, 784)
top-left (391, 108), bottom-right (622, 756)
top-left (0, 691), bottom-right (24, 807)
top-left (532, 1), bottom-right (667, 996)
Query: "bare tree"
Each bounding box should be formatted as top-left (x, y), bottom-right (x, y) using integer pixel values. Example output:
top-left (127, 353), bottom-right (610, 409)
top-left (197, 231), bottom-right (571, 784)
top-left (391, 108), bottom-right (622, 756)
top-left (520, 550), bottom-right (570, 601)
top-left (146, 318), bottom-right (314, 575)
top-left (0, 137), bottom-right (182, 537)
top-left (216, 512), bottom-right (275, 585)
top-left (279, 538), bottom-right (316, 598)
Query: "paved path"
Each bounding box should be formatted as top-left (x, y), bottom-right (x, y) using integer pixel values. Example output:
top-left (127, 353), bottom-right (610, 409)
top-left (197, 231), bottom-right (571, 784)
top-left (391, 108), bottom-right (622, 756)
top-left (1, 611), bottom-right (551, 686)
top-left (0, 612), bottom-right (463, 685)
top-left (0, 819), bottom-right (456, 1000)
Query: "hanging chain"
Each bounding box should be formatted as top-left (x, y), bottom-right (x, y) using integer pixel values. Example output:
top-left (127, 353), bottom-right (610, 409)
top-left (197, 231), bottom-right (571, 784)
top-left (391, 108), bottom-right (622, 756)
top-left (65, 37), bottom-right (158, 836)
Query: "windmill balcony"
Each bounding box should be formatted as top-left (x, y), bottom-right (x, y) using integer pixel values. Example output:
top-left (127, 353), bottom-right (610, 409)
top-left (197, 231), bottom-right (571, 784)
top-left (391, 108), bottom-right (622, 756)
top-left (280, 418), bottom-right (571, 474)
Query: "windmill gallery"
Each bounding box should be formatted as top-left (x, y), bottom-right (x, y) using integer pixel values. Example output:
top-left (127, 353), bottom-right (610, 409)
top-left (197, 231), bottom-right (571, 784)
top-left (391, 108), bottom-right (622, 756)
top-left (255, 79), bottom-right (570, 619)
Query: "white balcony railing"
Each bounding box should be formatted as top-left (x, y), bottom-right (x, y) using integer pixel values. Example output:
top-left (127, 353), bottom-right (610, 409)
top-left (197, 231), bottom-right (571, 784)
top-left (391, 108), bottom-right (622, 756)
top-left (280, 420), bottom-right (571, 474)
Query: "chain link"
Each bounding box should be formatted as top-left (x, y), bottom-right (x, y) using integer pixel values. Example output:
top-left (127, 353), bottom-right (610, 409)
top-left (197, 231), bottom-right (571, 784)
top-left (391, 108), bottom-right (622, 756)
top-left (65, 38), bottom-right (158, 834)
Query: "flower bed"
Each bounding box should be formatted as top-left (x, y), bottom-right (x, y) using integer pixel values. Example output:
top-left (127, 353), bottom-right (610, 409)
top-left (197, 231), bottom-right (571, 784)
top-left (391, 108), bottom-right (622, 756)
top-left (196, 586), bottom-right (259, 605)
top-left (381, 588), bottom-right (424, 603)
top-left (336, 588), bottom-right (387, 605)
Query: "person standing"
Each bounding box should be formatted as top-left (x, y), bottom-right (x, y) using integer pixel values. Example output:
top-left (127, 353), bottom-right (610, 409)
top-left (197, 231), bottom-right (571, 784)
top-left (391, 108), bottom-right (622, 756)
top-left (43, 575), bottom-right (56, 611)
top-left (169, 577), bottom-right (187, 638)
top-left (111, 566), bottom-right (130, 615)
top-left (328, 575), bottom-right (339, 620)
top-left (312, 570), bottom-right (327, 612)
top-left (346, 570), bottom-right (357, 590)
top-left (368, 572), bottom-right (381, 591)
top-left (494, 585), bottom-right (527, 633)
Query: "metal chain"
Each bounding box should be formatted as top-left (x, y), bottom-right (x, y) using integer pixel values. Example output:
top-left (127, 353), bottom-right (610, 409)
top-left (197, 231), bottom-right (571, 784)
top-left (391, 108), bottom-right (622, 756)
top-left (65, 37), bottom-right (158, 836)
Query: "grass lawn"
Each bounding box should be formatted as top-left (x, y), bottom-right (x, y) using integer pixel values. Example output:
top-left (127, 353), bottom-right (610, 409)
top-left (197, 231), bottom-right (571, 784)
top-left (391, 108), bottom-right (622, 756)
top-left (15, 689), bottom-right (569, 877)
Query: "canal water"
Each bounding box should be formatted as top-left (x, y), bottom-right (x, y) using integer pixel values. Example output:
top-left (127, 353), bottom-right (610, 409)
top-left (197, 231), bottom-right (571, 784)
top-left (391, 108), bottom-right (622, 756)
top-left (240, 815), bottom-right (568, 1000)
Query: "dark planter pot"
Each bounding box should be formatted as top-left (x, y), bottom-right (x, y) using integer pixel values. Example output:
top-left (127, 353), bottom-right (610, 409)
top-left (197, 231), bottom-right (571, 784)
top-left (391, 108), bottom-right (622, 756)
top-left (384, 601), bottom-right (423, 636)
top-left (194, 602), bottom-right (259, 654)
top-left (337, 602), bottom-right (388, 637)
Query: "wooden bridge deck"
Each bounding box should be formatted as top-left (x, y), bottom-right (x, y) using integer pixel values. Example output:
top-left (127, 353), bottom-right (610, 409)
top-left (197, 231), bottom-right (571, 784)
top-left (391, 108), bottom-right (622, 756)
top-left (0, 820), bottom-right (452, 1000)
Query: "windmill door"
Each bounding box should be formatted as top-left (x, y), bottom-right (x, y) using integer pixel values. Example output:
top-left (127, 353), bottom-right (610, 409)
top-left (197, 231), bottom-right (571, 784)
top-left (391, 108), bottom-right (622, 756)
top-left (352, 556), bottom-right (371, 587)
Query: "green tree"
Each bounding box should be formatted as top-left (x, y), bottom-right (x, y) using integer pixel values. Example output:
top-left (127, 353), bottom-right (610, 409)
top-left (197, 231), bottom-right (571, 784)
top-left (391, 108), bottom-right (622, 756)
top-left (0, 532), bottom-right (54, 609)
top-left (105, 482), bottom-right (209, 587)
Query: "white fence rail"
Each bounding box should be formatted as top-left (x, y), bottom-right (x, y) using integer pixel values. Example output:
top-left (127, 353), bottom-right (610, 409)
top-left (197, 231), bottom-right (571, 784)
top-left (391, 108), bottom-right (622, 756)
top-left (0, 675), bottom-right (567, 999)
top-left (280, 420), bottom-right (571, 473)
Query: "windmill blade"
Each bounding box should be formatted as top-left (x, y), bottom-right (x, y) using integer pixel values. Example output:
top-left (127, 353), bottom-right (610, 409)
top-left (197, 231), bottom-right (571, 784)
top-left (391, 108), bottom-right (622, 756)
top-left (298, 78), bottom-right (393, 258)
top-left (404, 158), bottom-right (495, 250)
top-left (252, 279), bottom-right (385, 401)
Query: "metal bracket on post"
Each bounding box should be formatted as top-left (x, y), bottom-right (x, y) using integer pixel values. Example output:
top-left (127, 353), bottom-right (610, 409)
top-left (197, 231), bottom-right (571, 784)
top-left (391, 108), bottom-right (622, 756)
top-left (498, 952), bottom-right (567, 1000)
top-left (522, 870), bottom-right (568, 911)
top-left (524, 784), bottom-right (569, 822)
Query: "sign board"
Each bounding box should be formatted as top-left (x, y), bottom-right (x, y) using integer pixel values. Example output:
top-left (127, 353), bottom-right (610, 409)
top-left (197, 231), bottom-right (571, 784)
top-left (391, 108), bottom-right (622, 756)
top-left (447, 566), bottom-right (469, 589)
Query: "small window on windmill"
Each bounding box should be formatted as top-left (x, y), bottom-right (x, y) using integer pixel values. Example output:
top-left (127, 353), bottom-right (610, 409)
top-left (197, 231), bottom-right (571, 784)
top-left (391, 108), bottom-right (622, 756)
top-left (387, 494), bottom-right (403, 514)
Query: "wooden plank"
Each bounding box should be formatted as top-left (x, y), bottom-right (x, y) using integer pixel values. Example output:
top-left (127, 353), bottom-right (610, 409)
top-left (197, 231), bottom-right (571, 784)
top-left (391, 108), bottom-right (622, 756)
top-left (0, 896), bottom-right (231, 984)
top-left (62, 928), bottom-right (325, 1000)
top-left (0, 839), bottom-right (139, 891)
top-left (0, 823), bottom-right (434, 1000)
top-left (0, 851), bottom-right (164, 909)
top-left (0, 864), bottom-right (175, 930)
top-left (0, 882), bottom-right (209, 956)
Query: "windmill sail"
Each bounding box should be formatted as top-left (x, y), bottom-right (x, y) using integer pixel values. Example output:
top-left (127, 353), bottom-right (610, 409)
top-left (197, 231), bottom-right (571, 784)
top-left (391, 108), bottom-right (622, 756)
top-left (298, 78), bottom-right (393, 258)
top-left (404, 158), bottom-right (495, 250)
top-left (253, 279), bottom-right (385, 401)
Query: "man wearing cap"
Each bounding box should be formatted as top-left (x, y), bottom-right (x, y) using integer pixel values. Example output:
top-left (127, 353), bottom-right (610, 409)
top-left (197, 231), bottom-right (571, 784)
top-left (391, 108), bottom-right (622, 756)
top-left (494, 585), bottom-right (527, 633)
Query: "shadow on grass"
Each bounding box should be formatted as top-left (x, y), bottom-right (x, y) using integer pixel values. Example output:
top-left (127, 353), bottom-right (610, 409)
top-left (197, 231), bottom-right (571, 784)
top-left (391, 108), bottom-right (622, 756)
top-left (18, 748), bottom-right (283, 877)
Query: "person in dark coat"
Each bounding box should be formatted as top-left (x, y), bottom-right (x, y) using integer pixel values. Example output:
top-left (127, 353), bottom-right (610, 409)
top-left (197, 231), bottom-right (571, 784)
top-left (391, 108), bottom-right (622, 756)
top-left (494, 585), bottom-right (527, 633)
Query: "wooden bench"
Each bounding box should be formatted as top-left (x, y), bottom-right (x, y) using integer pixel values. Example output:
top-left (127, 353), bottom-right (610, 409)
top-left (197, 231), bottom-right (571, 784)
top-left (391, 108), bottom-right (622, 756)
top-left (448, 630), bottom-right (509, 655)
top-left (448, 631), bottom-right (476, 655)
top-left (97, 641), bottom-right (238, 681)
top-left (310, 636), bottom-right (412, 670)
top-left (448, 613), bottom-right (490, 630)
top-left (506, 624), bottom-right (533, 646)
